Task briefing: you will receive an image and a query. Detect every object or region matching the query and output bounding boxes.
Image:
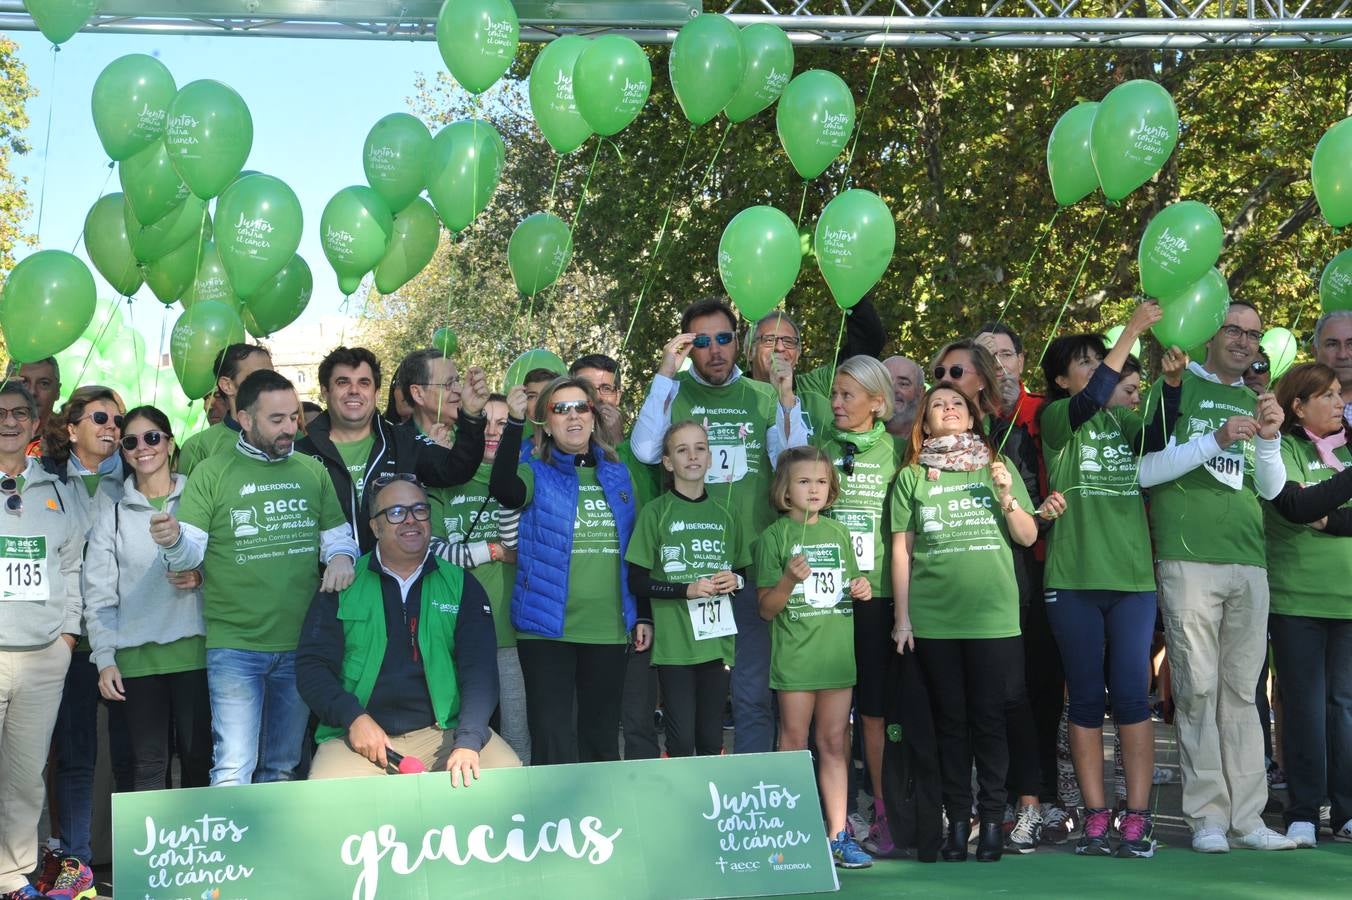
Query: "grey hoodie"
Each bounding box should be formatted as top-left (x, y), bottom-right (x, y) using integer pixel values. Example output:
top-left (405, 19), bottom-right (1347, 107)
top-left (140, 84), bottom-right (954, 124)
top-left (83, 473), bottom-right (205, 672)
top-left (0, 458), bottom-right (85, 650)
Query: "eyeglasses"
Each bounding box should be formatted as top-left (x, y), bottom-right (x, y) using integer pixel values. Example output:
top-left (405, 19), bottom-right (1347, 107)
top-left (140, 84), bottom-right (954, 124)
top-left (415, 379), bottom-right (461, 391)
top-left (840, 442), bottom-right (858, 478)
top-left (0, 406), bottom-right (33, 423)
top-left (1247, 360), bottom-right (1270, 375)
top-left (755, 334), bottom-right (801, 349)
top-left (1220, 324), bottom-right (1264, 345)
top-left (371, 501), bottom-right (431, 524)
top-left (550, 399), bottom-right (593, 416)
top-left (74, 411), bottom-right (124, 429)
top-left (0, 476), bottom-right (20, 515)
top-left (691, 332), bottom-right (735, 349)
top-left (120, 431), bottom-right (166, 451)
top-left (591, 383), bottom-right (618, 396)
top-left (933, 365), bottom-right (965, 381)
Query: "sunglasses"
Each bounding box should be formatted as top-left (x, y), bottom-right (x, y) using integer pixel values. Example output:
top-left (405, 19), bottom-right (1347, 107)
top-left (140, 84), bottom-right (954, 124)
top-left (372, 473), bottom-right (420, 491)
top-left (840, 442), bottom-right (858, 478)
top-left (691, 332), bottom-right (735, 349)
top-left (933, 365), bottom-right (965, 381)
top-left (371, 501), bottom-right (432, 524)
top-left (1248, 360), bottom-right (1270, 375)
top-left (0, 476), bottom-right (20, 516)
top-left (550, 399), bottom-right (593, 416)
top-left (75, 411), bottom-right (124, 429)
top-left (120, 431), bottom-right (166, 451)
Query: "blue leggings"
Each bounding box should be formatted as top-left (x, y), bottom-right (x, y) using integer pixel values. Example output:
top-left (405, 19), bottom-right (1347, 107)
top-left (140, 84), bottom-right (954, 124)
top-left (1045, 589), bottom-right (1157, 729)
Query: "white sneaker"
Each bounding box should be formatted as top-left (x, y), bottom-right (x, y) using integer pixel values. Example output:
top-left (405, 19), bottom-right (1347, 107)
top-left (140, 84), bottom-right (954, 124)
top-left (1335, 819), bottom-right (1352, 843)
top-left (1230, 826), bottom-right (1297, 851)
top-left (1286, 821), bottom-right (1317, 848)
top-left (1191, 827), bottom-right (1230, 853)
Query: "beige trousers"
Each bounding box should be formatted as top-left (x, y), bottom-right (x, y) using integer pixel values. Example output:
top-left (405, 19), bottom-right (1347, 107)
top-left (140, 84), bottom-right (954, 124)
top-left (0, 640), bottom-right (71, 892)
top-left (310, 726), bottom-right (521, 780)
top-left (1157, 560), bottom-right (1270, 835)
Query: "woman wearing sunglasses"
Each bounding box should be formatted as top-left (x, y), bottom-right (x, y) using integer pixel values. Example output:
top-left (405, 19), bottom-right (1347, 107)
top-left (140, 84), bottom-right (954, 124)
top-left (490, 376), bottom-right (646, 765)
top-left (83, 406), bottom-right (210, 794)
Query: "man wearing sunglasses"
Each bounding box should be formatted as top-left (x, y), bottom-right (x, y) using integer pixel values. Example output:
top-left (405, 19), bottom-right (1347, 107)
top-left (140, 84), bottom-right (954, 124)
top-left (0, 382), bottom-right (91, 899)
top-left (297, 474), bottom-right (519, 781)
top-left (153, 370), bottom-right (359, 786)
top-left (179, 343), bottom-right (274, 476)
top-left (1139, 301), bottom-right (1293, 853)
top-left (631, 298), bottom-right (808, 755)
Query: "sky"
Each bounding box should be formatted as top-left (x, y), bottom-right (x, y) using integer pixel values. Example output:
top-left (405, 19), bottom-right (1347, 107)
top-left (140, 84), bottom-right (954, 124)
top-left (7, 28), bottom-right (449, 358)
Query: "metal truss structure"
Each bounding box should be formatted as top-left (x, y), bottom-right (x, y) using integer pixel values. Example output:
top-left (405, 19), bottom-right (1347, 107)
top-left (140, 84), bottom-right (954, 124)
top-left (3, 0), bottom-right (1352, 49)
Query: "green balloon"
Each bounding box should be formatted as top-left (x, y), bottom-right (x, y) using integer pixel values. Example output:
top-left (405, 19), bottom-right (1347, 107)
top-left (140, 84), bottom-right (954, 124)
top-left (23, 0), bottom-right (96, 45)
top-left (504, 348), bottom-right (567, 390)
top-left (183, 240), bottom-right (243, 312)
top-left (374, 198), bottom-right (441, 295)
top-left (127, 193), bottom-right (210, 263)
top-left (425, 119), bottom-right (505, 233)
top-left (83, 193), bottom-right (144, 296)
top-left (528, 35), bottom-right (594, 155)
top-left (1089, 79), bottom-right (1179, 203)
top-left (775, 70), bottom-right (856, 181)
top-left (96, 326), bottom-right (147, 371)
top-left (169, 300), bottom-right (246, 399)
top-left (723, 23), bottom-right (794, 125)
top-left (435, 0), bottom-right (520, 95)
top-left (363, 113), bottom-right (433, 215)
top-left (54, 337), bottom-right (95, 387)
top-left (1046, 102), bottom-right (1100, 207)
top-left (814, 189), bottom-right (896, 310)
top-left (507, 213), bottom-right (573, 297)
top-left (432, 326), bottom-right (458, 356)
top-left (242, 255), bottom-right (312, 337)
top-left (321, 186), bottom-right (394, 296)
top-left (1320, 249), bottom-right (1352, 313)
top-left (669, 13), bottom-right (745, 127)
top-left (1261, 327), bottom-right (1298, 380)
top-left (144, 227), bottom-right (206, 306)
top-left (0, 251), bottom-right (97, 363)
top-left (717, 205), bottom-right (801, 321)
top-left (1102, 325), bottom-right (1143, 360)
top-left (1138, 200), bottom-right (1223, 299)
top-left (1152, 268), bottom-right (1230, 350)
top-left (1313, 117), bottom-right (1352, 229)
top-left (573, 35), bottom-right (652, 137)
top-left (119, 140), bottom-right (191, 227)
top-left (214, 173), bottom-right (303, 298)
top-left (90, 53), bottom-right (176, 161)
top-left (82, 297), bottom-right (124, 342)
top-left (165, 80), bottom-right (253, 200)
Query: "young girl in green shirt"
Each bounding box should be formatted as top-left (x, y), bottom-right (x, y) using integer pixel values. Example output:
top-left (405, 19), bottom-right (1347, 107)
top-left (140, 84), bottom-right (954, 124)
top-left (756, 446), bottom-right (872, 869)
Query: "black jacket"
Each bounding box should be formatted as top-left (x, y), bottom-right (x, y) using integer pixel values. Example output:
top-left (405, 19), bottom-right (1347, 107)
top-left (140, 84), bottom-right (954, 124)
top-left (297, 411), bottom-right (485, 553)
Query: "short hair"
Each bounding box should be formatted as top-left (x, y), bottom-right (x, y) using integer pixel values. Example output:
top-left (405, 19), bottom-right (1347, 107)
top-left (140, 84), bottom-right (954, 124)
top-left (975, 321), bottom-right (1024, 355)
top-left (1121, 354), bottom-right (1143, 379)
top-left (7, 356), bottom-right (59, 380)
top-left (484, 392), bottom-right (508, 406)
top-left (905, 383), bottom-right (991, 467)
top-left (569, 353), bottom-right (620, 390)
top-left (1313, 310), bottom-right (1352, 348)
top-left (1040, 333), bottom-right (1109, 407)
top-left (1228, 298), bottom-right (1260, 316)
top-left (365, 473), bottom-right (428, 521)
top-left (834, 355), bottom-right (895, 423)
top-left (1275, 363), bottom-right (1340, 436)
top-left (523, 367), bottom-right (562, 387)
top-left (0, 381), bottom-right (37, 418)
top-left (236, 369), bottom-right (295, 413)
top-left (395, 348), bottom-right (446, 406)
top-left (318, 346), bottom-right (382, 392)
top-left (301, 401), bottom-right (323, 415)
top-left (44, 385), bottom-right (124, 466)
top-left (213, 343), bottom-right (271, 383)
top-left (749, 310), bottom-right (801, 343)
top-left (929, 339), bottom-right (1005, 417)
top-left (770, 446), bottom-right (839, 513)
top-left (680, 297), bottom-right (738, 335)
top-left (533, 376), bottom-right (617, 463)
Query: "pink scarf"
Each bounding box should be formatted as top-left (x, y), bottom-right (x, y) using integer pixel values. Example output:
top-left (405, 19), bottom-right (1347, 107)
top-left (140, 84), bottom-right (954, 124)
top-left (918, 432), bottom-right (993, 474)
top-left (1304, 427), bottom-right (1347, 473)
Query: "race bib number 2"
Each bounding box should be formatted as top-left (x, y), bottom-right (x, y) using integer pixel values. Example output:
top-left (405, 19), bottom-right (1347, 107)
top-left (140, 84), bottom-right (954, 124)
top-left (1, 535), bottom-right (49, 603)
top-left (687, 595), bottom-right (737, 640)
top-left (706, 444), bottom-right (749, 484)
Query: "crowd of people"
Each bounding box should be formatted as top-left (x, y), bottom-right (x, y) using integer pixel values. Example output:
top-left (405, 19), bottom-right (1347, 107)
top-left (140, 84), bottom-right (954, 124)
top-left (2, 294), bottom-right (1351, 898)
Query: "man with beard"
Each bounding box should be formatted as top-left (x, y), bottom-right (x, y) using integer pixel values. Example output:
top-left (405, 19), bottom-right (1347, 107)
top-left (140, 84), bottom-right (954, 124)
top-left (883, 355), bottom-right (923, 438)
top-left (976, 321), bottom-right (1043, 440)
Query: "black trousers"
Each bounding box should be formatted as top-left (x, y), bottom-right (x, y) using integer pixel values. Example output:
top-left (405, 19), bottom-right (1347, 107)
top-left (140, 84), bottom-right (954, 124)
top-left (621, 647), bottom-right (660, 760)
top-left (880, 650), bottom-right (943, 860)
top-left (517, 640), bottom-right (628, 765)
top-left (1007, 598), bottom-right (1063, 801)
top-left (115, 668), bottom-right (212, 791)
top-left (917, 636), bottom-right (1020, 822)
top-left (658, 660), bottom-right (729, 757)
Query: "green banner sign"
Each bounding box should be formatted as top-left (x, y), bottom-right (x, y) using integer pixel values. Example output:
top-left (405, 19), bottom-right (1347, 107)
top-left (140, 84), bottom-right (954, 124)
top-left (113, 751), bottom-right (839, 899)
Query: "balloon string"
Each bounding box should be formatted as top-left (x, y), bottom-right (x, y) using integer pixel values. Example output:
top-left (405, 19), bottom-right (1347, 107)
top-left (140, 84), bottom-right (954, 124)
top-left (529, 136), bottom-right (603, 350)
top-left (125, 295), bottom-right (141, 406)
top-left (795, 181), bottom-right (809, 229)
top-left (75, 301), bottom-right (121, 386)
top-left (839, 14), bottom-right (894, 190)
top-left (994, 207), bottom-right (1061, 327)
top-left (153, 303), bottom-right (168, 406)
top-left (697, 122), bottom-right (731, 189)
top-left (70, 162), bottom-right (116, 255)
top-left (34, 45), bottom-right (59, 243)
top-left (546, 156), bottom-right (563, 215)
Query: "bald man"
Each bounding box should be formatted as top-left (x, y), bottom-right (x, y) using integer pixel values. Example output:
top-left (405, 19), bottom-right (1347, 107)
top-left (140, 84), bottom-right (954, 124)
top-left (883, 355), bottom-right (923, 438)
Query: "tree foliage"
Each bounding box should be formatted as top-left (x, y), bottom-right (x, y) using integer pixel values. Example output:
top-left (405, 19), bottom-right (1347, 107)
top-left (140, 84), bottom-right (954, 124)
top-left (0, 36), bottom-right (33, 279)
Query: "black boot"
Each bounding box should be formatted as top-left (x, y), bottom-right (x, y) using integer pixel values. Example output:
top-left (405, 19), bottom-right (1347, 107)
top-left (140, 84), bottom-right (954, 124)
top-left (976, 821), bottom-right (1003, 862)
top-left (941, 817), bottom-right (970, 861)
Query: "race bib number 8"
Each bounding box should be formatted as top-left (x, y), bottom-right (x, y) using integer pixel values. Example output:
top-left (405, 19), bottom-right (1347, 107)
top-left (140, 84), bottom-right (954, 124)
top-left (687, 594), bottom-right (737, 641)
top-left (1, 535), bottom-right (49, 603)
top-left (833, 509), bottom-right (876, 571)
top-left (706, 444), bottom-right (749, 484)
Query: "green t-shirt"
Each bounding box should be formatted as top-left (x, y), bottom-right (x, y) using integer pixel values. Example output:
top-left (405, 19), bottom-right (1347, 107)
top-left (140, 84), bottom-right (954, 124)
top-left (116, 634), bottom-right (206, 678)
top-left (754, 516), bottom-right (861, 691)
top-left (80, 473), bottom-right (103, 498)
top-left (669, 372), bottom-right (780, 561)
top-left (796, 363), bottom-right (837, 443)
top-left (1041, 400), bottom-right (1155, 592)
top-left (813, 428), bottom-right (906, 597)
top-left (178, 421), bottom-right (239, 477)
top-left (888, 458), bottom-right (1032, 639)
top-left (334, 435), bottom-right (375, 504)
top-left (618, 439), bottom-right (663, 509)
top-left (1264, 435), bottom-right (1352, 618)
top-left (516, 463), bottom-right (626, 645)
top-left (175, 449), bottom-right (348, 651)
top-left (1144, 370), bottom-right (1264, 566)
top-left (428, 462), bottom-right (516, 648)
top-left (624, 490), bottom-right (751, 666)
top-left (146, 495), bottom-right (168, 511)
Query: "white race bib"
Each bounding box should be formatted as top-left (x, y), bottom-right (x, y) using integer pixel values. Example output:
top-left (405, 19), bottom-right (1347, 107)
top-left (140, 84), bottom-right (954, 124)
top-left (0, 535), bottom-right (49, 603)
top-left (803, 568), bottom-right (844, 609)
top-left (1203, 445), bottom-right (1245, 490)
top-left (706, 443), bottom-right (749, 484)
top-left (687, 594), bottom-right (737, 640)
top-left (833, 509), bottom-right (876, 571)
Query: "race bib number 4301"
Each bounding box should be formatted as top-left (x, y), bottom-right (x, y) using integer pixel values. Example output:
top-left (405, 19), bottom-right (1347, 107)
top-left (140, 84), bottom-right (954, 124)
top-left (1, 535), bottom-right (49, 603)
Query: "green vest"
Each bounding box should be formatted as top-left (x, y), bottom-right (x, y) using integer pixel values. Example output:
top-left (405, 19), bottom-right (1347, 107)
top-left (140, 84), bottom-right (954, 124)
top-left (314, 554), bottom-right (466, 744)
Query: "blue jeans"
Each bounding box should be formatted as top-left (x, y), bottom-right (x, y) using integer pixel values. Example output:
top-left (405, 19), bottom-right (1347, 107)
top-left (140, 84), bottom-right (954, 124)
top-left (1045, 589), bottom-right (1157, 728)
top-left (206, 649), bottom-right (309, 786)
top-left (54, 650), bottom-right (132, 864)
top-left (730, 583), bottom-right (774, 753)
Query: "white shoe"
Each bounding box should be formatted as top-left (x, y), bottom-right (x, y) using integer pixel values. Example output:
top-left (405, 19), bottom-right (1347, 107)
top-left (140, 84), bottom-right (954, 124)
top-left (1335, 819), bottom-right (1352, 843)
top-left (1191, 827), bottom-right (1230, 853)
top-left (1286, 821), bottom-right (1317, 848)
top-left (1230, 826), bottom-right (1297, 851)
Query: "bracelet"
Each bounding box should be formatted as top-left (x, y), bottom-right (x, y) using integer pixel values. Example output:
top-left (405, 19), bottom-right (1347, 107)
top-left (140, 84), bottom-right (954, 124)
top-left (896, 625), bottom-right (913, 632)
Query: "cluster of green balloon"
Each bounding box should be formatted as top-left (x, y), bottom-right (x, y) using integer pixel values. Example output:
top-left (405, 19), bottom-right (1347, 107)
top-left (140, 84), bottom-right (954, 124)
top-left (426, 119), bottom-right (506, 232)
top-left (1151, 268), bottom-right (1230, 350)
top-left (22, 0), bottom-right (96, 45)
top-left (321, 186), bottom-right (394, 296)
top-left (169, 300), bottom-right (247, 399)
top-left (508, 213), bottom-right (574, 296)
top-left (362, 115), bottom-right (441, 295)
top-left (0, 251), bottom-right (96, 363)
top-left (1102, 325), bottom-right (1143, 360)
top-left (1261, 327), bottom-right (1298, 380)
top-left (573, 36), bottom-right (651, 137)
top-left (505, 348), bottom-right (567, 390)
top-left (814, 190), bottom-right (896, 311)
top-left (777, 70), bottom-right (856, 181)
top-left (1047, 80), bottom-right (1179, 205)
top-left (1313, 117), bottom-right (1352, 229)
top-left (435, 0), bottom-right (520, 96)
top-left (668, 14), bottom-right (797, 130)
top-left (1319, 249), bottom-right (1352, 313)
top-left (529, 36), bottom-right (594, 155)
top-left (1137, 201), bottom-right (1223, 298)
top-left (718, 206), bottom-right (801, 321)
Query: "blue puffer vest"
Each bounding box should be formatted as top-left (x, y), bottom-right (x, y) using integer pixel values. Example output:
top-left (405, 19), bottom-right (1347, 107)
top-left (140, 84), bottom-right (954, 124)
top-left (511, 446), bottom-right (638, 638)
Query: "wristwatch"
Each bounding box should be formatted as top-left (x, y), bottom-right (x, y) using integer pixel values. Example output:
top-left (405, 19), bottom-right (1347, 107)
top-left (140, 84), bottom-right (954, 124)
top-left (1001, 496), bottom-right (1020, 514)
top-left (734, 573), bottom-right (746, 592)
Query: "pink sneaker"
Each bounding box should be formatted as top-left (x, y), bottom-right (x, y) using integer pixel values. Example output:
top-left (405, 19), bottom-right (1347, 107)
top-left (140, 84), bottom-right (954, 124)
top-left (45, 858), bottom-right (95, 900)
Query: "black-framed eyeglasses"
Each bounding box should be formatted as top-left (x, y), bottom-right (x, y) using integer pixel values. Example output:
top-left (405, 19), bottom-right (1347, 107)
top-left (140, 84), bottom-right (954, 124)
top-left (591, 383), bottom-right (618, 396)
top-left (1220, 324), bottom-right (1264, 345)
top-left (371, 502), bottom-right (432, 524)
top-left (1248, 360), bottom-right (1270, 375)
top-left (755, 334), bottom-right (800, 349)
top-left (692, 332), bottom-right (735, 349)
top-left (551, 399), bottom-right (593, 416)
top-left (120, 431), bottom-right (166, 451)
top-left (0, 476), bottom-right (20, 515)
top-left (0, 406), bottom-right (33, 423)
top-left (414, 379), bottom-right (461, 391)
top-left (840, 442), bottom-right (858, 478)
top-left (74, 411), bottom-right (124, 429)
top-left (933, 365), bottom-right (965, 381)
